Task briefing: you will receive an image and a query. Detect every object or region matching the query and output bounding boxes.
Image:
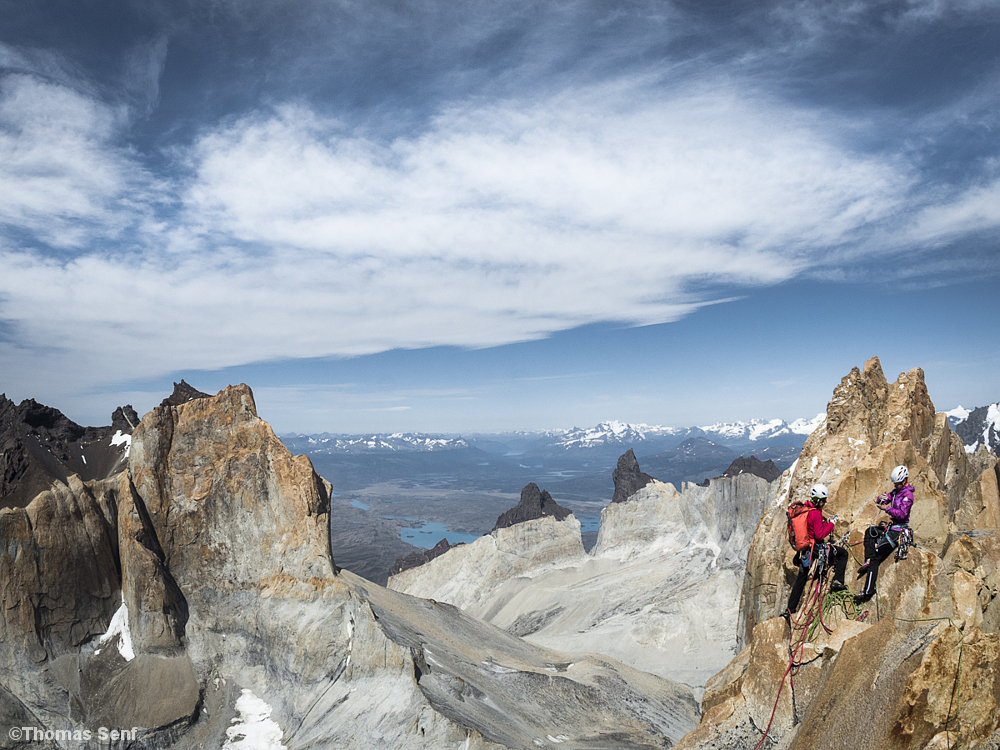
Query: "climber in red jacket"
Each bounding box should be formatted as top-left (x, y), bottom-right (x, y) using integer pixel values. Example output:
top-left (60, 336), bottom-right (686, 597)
top-left (783, 483), bottom-right (848, 619)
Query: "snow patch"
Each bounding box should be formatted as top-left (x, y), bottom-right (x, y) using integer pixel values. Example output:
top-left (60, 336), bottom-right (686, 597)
top-left (223, 690), bottom-right (287, 750)
top-left (110, 430), bottom-right (132, 458)
top-left (98, 597), bottom-right (135, 661)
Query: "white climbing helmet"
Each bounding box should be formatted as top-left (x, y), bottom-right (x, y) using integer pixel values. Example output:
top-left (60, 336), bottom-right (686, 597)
top-left (891, 465), bottom-right (909, 483)
top-left (810, 483), bottom-right (829, 502)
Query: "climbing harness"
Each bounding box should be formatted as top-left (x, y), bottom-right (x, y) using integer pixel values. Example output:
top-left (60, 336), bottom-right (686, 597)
top-left (894, 525), bottom-right (913, 561)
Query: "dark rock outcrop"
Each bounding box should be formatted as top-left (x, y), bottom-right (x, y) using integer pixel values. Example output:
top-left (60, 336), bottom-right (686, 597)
top-left (721, 456), bottom-right (781, 483)
top-left (611, 448), bottom-right (655, 504)
top-left (389, 538), bottom-right (462, 577)
top-left (111, 404), bottom-right (140, 433)
top-left (158, 380), bottom-right (210, 408)
top-left (0, 395), bottom-right (134, 509)
top-left (492, 482), bottom-right (572, 531)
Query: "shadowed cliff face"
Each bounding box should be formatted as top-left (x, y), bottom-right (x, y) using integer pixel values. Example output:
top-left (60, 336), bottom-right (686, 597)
top-left (675, 357), bottom-right (1000, 750)
top-left (0, 395), bottom-right (136, 509)
top-left (1, 384), bottom-right (702, 749)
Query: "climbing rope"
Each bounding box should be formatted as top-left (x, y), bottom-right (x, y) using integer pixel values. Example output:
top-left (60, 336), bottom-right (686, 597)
top-left (751, 560), bottom-right (831, 750)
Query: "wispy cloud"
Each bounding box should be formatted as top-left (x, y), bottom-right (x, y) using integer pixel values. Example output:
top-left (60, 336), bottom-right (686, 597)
top-left (0, 74), bottom-right (923, 396)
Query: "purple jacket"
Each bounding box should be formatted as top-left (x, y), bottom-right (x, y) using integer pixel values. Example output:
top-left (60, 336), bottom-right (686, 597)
top-left (881, 484), bottom-right (914, 524)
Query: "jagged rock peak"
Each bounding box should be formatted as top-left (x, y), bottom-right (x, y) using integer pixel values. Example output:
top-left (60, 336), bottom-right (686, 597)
top-left (611, 448), bottom-right (655, 503)
top-left (825, 356), bottom-right (935, 448)
top-left (388, 537), bottom-right (462, 577)
top-left (110, 404), bottom-right (140, 433)
top-left (159, 380), bottom-right (211, 408)
top-left (492, 482), bottom-right (572, 531)
top-left (722, 456), bottom-right (780, 483)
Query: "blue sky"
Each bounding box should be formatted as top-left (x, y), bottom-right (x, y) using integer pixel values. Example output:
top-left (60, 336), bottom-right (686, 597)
top-left (1, 0), bottom-right (998, 433)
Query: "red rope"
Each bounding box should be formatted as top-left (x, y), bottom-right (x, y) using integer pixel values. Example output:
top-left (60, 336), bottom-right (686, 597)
top-left (752, 566), bottom-right (830, 750)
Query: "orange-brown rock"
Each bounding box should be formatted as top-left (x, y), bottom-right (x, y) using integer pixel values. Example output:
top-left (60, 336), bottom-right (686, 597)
top-left (682, 357), bottom-right (1000, 750)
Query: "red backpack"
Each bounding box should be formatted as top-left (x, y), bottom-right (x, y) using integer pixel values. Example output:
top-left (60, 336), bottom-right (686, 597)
top-left (787, 501), bottom-right (814, 552)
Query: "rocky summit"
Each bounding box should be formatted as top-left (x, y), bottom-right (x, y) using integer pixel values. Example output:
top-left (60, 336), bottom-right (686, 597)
top-left (611, 448), bottom-right (656, 504)
top-left (389, 537), bottom-right (463, 577)
top-left (721, 455), bottom-right (781, 483)
top-left (491, 481), bottom-right (572, 531)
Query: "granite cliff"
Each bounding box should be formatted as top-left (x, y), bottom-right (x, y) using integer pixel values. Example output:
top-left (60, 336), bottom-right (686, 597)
top-left (674, 357), bottom-right (1000, 750)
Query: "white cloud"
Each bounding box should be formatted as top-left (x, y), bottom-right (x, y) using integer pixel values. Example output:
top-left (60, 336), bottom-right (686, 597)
top-left (0, 72), bottom-right (959, 403)
top-left (907, 178), bottom-right (1000, 243)
top-left (0, 72), bottom-right (154, 248)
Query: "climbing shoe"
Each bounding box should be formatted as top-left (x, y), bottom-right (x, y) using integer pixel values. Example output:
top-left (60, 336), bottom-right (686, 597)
top-left (855, 593), bottom-right (873, 604)
top-left (829, 581), bottom-right (847, 593)
top-left (780, 609), bottom-right (791, 623)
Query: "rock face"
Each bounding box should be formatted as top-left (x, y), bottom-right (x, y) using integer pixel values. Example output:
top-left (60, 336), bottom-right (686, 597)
top-left (1, 385), bottom-right (702, 749)
top-left (391, 473), bottom-right (773, 693)
top-left (491, 482), bottom-right (572, 531)
top-left (0, 395), bottom-right (134, 509)
top-left (611, 448), bottom-right (655, 504)
top-left (722, 456), bottom-right (781, 483)
top-left (389, 537), bottom-right (463, 577)
top-left (674, 356), bottom-right (1000, 750)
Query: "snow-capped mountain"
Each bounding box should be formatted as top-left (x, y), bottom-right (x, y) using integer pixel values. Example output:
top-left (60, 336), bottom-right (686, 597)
top-left (949, 402), bottom-right (1000, 455)
top-left (549, 421), bottom-right (685, 450)
top-left (281, 432), bottom-right (470, 454)
top-left (696, 414), bottom-right (826, 444)
top-left (284, 414), bottom-right (827, 459)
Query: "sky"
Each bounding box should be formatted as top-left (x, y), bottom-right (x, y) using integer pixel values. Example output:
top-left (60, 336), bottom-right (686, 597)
top-left (1, 0), bottom-right (998, 434)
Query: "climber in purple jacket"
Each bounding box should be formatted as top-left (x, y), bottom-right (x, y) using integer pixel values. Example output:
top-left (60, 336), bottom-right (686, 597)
top-left (856, 465), bottom-right (914, 602)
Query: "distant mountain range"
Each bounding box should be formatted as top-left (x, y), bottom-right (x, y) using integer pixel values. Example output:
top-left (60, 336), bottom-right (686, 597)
top-left (281, 416), bottom-right (824, 501)
top-left (284, 414), bottom-right (826, 459)
top-left (947, 402), bottom-right (1000, 455)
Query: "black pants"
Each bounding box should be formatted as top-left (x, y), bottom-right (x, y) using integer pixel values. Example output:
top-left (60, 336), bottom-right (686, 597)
top-left (787, 544), bottom-right (848, 614)
top-left (858, 525), bottom-right (902, 598)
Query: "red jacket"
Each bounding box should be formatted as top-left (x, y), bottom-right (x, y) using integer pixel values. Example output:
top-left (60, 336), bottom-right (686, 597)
top-left (805, 502), bottom-right (835, 544)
